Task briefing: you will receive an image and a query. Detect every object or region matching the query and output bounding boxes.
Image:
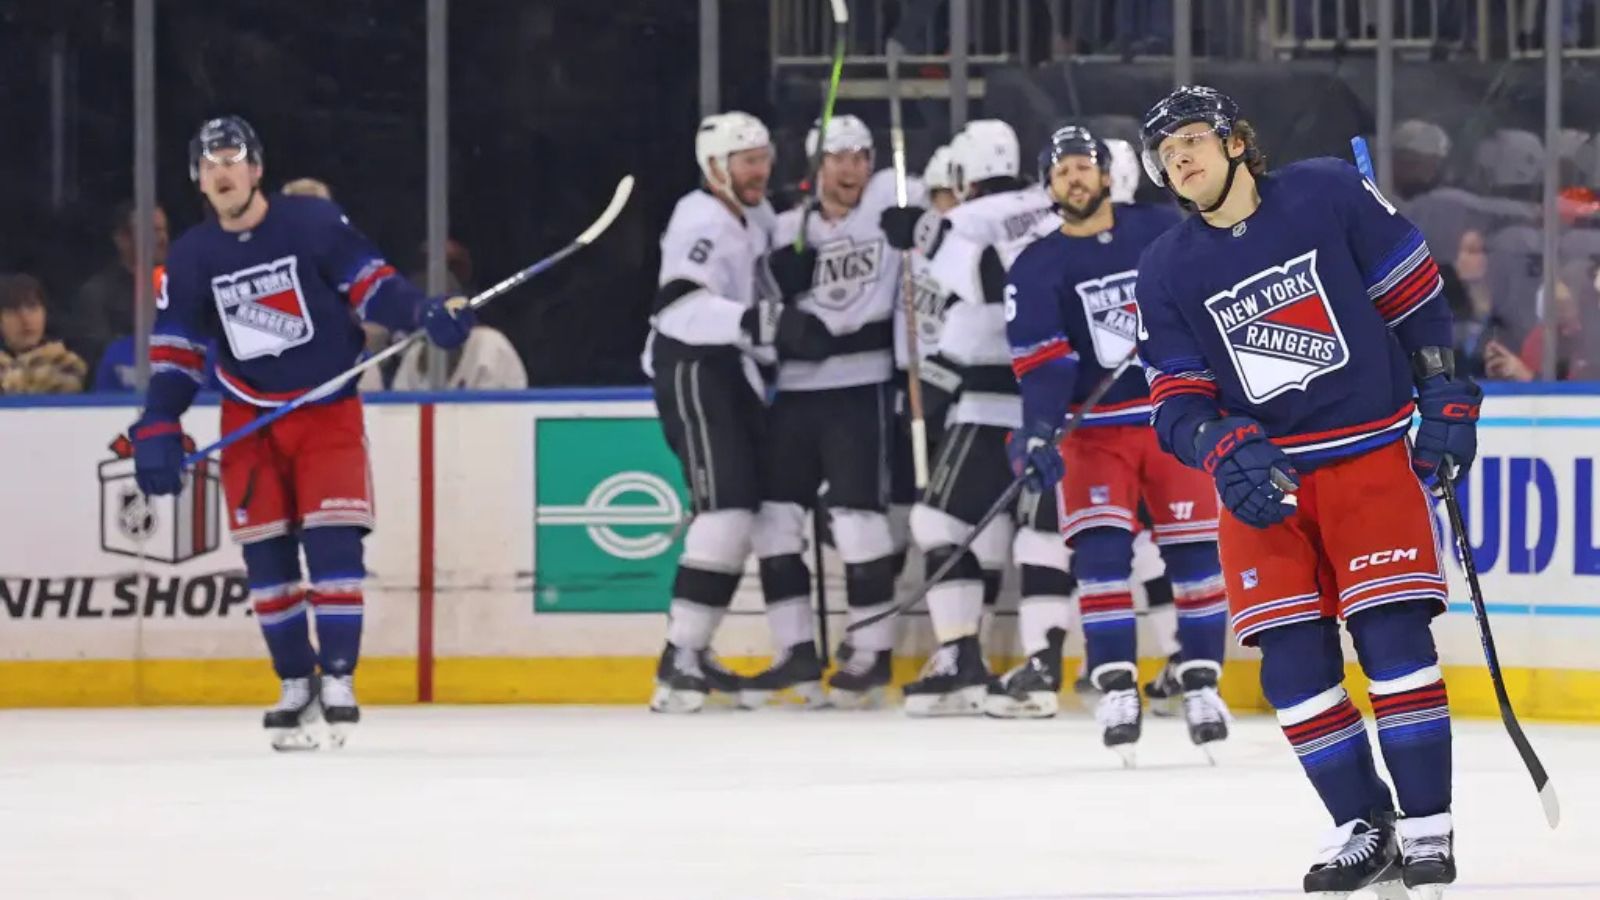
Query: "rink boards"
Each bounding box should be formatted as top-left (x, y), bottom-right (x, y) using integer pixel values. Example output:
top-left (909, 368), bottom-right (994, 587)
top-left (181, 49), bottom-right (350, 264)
top-left (0, 386), bottom-right (1597, 720)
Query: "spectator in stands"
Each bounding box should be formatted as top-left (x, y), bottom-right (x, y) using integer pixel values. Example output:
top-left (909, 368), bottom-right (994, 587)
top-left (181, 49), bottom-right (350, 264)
top-left (1446, 228), bottom-right (1507, 377)
top-left (1482, 258), bottom-right (1599, 381)
top-left (0, 274), bottom-right (87, 395)
top-left (61, 201), bottom-right (168, 373)
top-left (281, 177), bottom-right (333, 200)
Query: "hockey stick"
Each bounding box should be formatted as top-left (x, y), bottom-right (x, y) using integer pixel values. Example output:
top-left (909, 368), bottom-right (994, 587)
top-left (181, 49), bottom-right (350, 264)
top-left (847, 349), bottom-right (1139, 634)
top-left (1350, 137), bottom-right (1558, 825)
top-left (886, 37), bottom-right (930, 489)
top-left (813, 502), bottom-right (832, 668)
top-left (793, 0), bottom-right (851, 252)
top-left (1438, 473), bottom-right (1560, 828)
top-left (182, 175), bottom-right (636, 467)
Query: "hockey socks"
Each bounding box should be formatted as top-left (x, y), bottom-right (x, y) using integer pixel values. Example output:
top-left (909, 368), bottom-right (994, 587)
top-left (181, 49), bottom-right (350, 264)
top-left (310, 580), bottom-right (365, 676)
top-left (1162, 542), bottom-right (1229, 667)
top-left (1351, 602), bottom-right (1454, 818)
top-left (243, 536), bottom-right (315, 679)
top-left (1072, 529), bottom-right (1137, 673)
top-left (1276, 685), bottom-right (1393, 825)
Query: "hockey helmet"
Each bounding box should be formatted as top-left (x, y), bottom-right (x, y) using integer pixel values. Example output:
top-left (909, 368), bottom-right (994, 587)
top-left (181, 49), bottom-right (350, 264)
top-left (189, 115), bottom-right (263, 182)
top-left (1106, 139), bottom-right (1140, 204)
top-left (1139, 85), bottom-right (1243, 186)
top-left (950, 119), bottom-right (1021, 200)
top-left (695, 111), bottom-right (772, 197)
top-left (1036, 125), bottom-right (1111, 185)
top-left (806, 114), bottom-right (874, 160)
top-left (923, 145), bottom-right (955, 193)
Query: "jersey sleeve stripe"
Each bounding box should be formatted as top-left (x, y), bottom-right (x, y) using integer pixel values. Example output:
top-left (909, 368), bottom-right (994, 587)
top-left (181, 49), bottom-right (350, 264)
top-left (150, 333), bottom-right (207, 354)
top-left (1364, 231), bottom-right (1429, 299)
top-left (1009, 337), bottom-right (1074, 377)
top-left (346, 260), bottom-right (399, 310)
top-left (149, 344), bottom-right (206, 381)
top-left (1374, 257), bottom-right (1442, 323)
top-left (1147, 369), bottom-right (1219, 404)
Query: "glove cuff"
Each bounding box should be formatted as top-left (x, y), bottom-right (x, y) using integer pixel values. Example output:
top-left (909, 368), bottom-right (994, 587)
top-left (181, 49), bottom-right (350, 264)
top-left (133, 418), bottom-right (182, 441)
top-left (1410, 346), bottom-right (1456, 387)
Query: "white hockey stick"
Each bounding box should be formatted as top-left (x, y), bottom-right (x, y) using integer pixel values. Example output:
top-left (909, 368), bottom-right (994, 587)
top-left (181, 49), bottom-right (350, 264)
top-left (183, 175), bottom-right (635, 466)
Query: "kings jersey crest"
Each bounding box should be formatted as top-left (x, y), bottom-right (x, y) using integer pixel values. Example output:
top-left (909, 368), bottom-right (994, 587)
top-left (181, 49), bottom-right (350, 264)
top-left (1074, 268), bottom-right (1141, 368)
top-left (1203, 249), bottom-right (1348, 403)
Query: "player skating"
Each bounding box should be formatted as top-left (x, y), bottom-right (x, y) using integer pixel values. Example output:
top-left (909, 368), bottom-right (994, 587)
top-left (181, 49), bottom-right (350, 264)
top-left (741, 115), bottom-right (922, 708)
top-left (888, 120), bottom-right (1073, 716)
top-left (131, 117), bottom-right (474, 750)
top-left (645, 112), bottom-right (843, 712)
top-left (1136, 85), bottom-right (1472, 897)
top-left (1002, 126), bottom-right (1231, 760)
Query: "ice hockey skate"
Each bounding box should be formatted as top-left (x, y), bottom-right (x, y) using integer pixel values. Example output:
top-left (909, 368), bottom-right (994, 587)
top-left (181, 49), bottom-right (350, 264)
top-left (1302, 813), bottom-right (1406, 899)
top-left (649, 642), bottom-right (743, 713)
top-left (984, 627), bottom-right (1065, 718)
top-left (739, 641), bottom-right (826, 709)
top-left (1143, 651), bottom-right (1182, 717)
top-left (320, 673), bottom-right (360, 749)
top-left (263, 676), bottom-right (321, 751)
top-left (1396, 813), bottom-right (1455, 899)
top-left (1178, 660), bottom-right (1231, 760)
top-left (1091, 663), bottom-right (1142, 767)
top-left (903, 636), bottom-right (991, 717)
top-left (826, 642), bottom-right (892, 709)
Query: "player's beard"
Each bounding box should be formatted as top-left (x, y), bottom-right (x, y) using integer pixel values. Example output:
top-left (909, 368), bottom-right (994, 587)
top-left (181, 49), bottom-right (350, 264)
top-left (214, 184), bottom-right (259, 222)
top-left (1058, 186), bottom-right (1109, 223)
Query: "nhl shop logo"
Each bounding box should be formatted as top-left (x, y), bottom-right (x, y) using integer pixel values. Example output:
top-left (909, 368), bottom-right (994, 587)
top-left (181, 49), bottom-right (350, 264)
top-left (1203, 249), bottom-right (1349, 404)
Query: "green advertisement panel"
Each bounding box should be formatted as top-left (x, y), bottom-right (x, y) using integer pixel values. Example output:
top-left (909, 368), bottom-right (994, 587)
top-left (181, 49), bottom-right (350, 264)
top-left (533, 416), bottom-right (687, 612)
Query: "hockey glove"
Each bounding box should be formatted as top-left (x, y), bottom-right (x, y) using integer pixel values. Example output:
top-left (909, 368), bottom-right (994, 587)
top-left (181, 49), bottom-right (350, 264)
top-left (879, 205), bottom-right (926, 252)
top-left (131, 415), bottom-right (186, 496)
top-left (421, 295), bottom-right (475, 350)
top-left (1194, 416), bottom-right (1299, 529)
top-left (741, 301), bottom-right (834, 361)
top-left (1007, 420), bottom-right (1066, 492)
top-left (1412, 375), bottom-right (1482, 491)
top-left (767, 245), bottom-right (818, 301)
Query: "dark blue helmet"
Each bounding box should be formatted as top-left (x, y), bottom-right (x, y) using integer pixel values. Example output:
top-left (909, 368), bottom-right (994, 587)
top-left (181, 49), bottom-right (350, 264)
top-left (1037, 125), bottom-right (1111, 185)
top-left (1139, 85), bottom-right (1241, 186)
top-left (189, 115), bottom-right (263, 182)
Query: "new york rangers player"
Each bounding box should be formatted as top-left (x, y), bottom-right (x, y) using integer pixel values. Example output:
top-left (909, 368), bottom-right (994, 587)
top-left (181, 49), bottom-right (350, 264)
top-left (1003, 126), bottom-right (1230, 757)
top-left (131, 117), bottom-right (474, 749)
top-left (1136, 86), bottom-right (1473, 897)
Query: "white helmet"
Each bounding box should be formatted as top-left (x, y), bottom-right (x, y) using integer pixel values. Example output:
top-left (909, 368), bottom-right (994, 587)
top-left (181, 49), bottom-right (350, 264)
top-left (696, 111), bottom-right (771, 202)
top-left (923, 145), bottom-right (955, 192)
top-left (950, 119), bottom-right (1020, 199)
top-left (1106, 138), bottom-right (1140, 204)
top-left (806, 114), bottom-right (874, 159)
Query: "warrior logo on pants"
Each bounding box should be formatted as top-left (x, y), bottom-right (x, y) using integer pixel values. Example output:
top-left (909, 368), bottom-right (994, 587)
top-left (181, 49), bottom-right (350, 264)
top-left (1204, 249), bottom-right (1349, 403)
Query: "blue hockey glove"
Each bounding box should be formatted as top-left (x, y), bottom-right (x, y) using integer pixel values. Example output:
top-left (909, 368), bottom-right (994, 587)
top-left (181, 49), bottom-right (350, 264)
top-left (131, 415), bottom-right (185, 496)
top-left (1412, 375), bottom-right (1482, 491)
top-left (421, 295), bottom-right (475, 350)
top-left (767, 245), bottom-right (817, 301)
top-left (1195, 416), bottom-right (1299, 529)
top-left (1007, 420), bottom-right (1066, 491)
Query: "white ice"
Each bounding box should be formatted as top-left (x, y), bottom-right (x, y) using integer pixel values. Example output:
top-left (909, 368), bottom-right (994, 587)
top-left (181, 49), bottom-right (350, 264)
top-left (0, 706), bottom-right (1594, 900)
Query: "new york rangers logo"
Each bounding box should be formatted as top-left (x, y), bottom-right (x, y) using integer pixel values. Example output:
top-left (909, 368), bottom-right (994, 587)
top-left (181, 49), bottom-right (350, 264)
top-left (1203, 250), bottom-right (1348, 403)
top-left (212, 255), bottom-right (316, 360)
top-left (1074, 268), bottom-right (1140, 368)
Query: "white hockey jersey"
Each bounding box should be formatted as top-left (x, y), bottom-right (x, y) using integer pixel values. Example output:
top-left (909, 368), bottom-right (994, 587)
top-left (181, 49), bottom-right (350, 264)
top-left (770, 169), bottom-right (926, 391)
top-left (643, 189), bottom-right (775, 394)
top-left (925, 185), bottom-right (1058, 428)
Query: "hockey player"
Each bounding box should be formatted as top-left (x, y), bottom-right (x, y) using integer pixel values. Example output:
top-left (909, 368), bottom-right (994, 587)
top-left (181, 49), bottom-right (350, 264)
top-left (131, 116), bottom-right (474, 750)
top-left (645, 112), bottom-right (839, 713)
top-left (1001, 125), bottom-right (1230, 756)
top-left (889, 119), bottom-right (1071, 716)
top-left (742, 115), bottom-right (922, 708)
top-left (1136, 85), bottom-right (1471, 897)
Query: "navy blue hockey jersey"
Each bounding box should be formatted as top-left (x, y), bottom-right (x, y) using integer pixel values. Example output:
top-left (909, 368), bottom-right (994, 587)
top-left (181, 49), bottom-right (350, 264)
top-left (148, 195), bottom-right (427, 412)
top-left (1136, 158), bottom-right (1448, 469)
top-left (1006, 202), bottom-right (1184, 431)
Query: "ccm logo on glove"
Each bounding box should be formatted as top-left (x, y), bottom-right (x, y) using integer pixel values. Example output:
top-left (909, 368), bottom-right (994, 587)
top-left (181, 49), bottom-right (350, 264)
top-left (1201, 421), bottom-right (1263, 475)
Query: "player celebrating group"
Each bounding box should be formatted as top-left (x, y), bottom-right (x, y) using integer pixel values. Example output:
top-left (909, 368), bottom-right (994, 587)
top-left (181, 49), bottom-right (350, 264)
top-left (131, 117), bottom-right (474, 750)
top-left (1004, 125), bottom-right (1231, 761)
top-left (1135, 86), bottom-right (1474, 897)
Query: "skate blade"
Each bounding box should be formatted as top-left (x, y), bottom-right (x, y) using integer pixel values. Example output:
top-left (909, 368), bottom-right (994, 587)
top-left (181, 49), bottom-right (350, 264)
top-left (1404, 885), bottom-right (1446, 900)
top-left (1147, 696), bottom-right (1180, 718)
top-left (739, 682), bottom-right (828, 710)
top-left (1111, 744), bottom-right (1137, 769)
top-left (1367, 880), bottom-right (1410, 900)
top-left (325, 721), bottom-right (354, 750)
top-left (904, 685), bottom-right (987, 718)
top-left (982, 691), bottom-right (1060, 719)
top-left (649, 685), bottom-right (706, 714)
top-left (828, 686), bottom-right (886, 710)
top-left (269, 727), bottom-right (320, 752)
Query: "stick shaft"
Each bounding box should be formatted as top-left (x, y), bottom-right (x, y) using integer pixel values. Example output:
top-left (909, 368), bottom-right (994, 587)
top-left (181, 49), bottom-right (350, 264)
top-left (886, 38), bottom-right (929, 486)
top-left (793, 1), bottom-right (850, 251)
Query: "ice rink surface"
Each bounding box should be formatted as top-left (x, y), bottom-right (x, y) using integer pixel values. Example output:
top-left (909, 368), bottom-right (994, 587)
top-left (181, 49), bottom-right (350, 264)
top-left (0, 705), bottom-right (1594, 900)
